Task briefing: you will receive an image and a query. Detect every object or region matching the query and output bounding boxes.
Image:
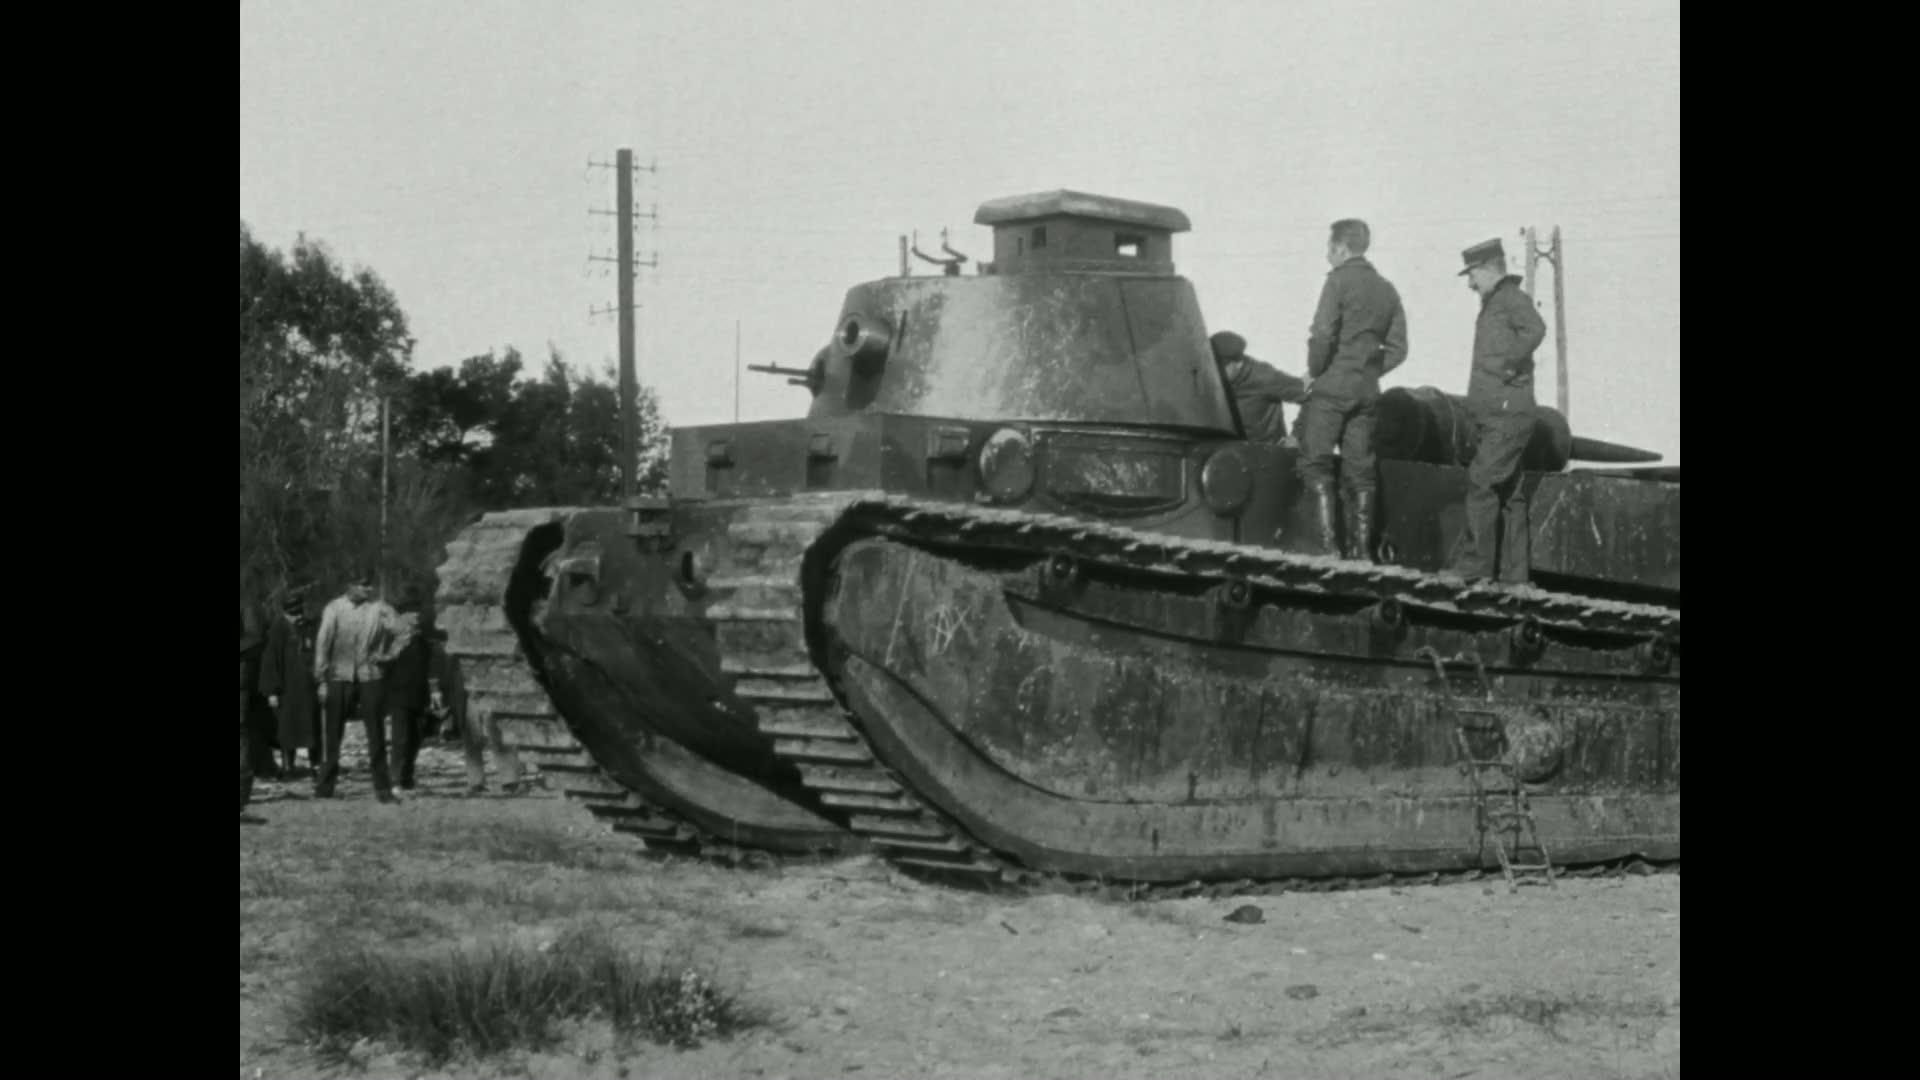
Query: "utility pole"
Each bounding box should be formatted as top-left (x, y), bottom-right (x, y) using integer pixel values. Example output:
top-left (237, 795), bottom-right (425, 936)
top-left (734, 319), bottom-right (742, 423)
top-left (1522, 225), bottom-right (1539, 300)
top-left (1549, 226), bottom-right (1568, 421)
top-left (379, 393), bottom-right (390, 601)
top-left (1519, 225), bottom-right (1569, 419)
top-left (615, 148), bottom-right (637, 501)
top-left (589, 150), bottom-right (659, 500)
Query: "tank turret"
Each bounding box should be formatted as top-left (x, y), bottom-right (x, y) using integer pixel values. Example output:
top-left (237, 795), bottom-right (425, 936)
top-left (803, 190), bottom-right (1231, 434)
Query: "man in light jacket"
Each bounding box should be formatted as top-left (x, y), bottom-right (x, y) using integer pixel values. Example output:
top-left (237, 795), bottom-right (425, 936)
top-left (311, 571), bottom-right (399, 802)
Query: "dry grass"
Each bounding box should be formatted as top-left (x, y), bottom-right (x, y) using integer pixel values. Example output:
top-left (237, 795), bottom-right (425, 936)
top-left (1311, 987), bottom-right (1674, 1049)
top-left (243, 742), bottom-right (1679, 1079)
top-left (287, 924), bottom-right (766, 1066)
top-left (241, 759), bottom-right (779, 1071)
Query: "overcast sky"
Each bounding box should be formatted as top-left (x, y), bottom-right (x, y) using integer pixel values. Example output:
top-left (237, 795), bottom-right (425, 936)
top-left (240, 0), bottom-right (1679, 464)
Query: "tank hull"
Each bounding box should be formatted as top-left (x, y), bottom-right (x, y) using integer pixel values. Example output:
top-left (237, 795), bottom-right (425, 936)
top-left (817, 533), bottom-right (1676, 881)
top-left (531, 465), bottom-right (1677, 886)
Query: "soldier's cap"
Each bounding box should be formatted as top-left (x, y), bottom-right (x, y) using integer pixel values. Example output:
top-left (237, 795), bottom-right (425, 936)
top-left (1458, 237), bottom-right (1504, 275)
top-left (1209, 330), bottom-right (1246, 360)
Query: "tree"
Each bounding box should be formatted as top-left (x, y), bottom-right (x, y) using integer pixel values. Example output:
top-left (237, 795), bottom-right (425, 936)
top-left (239, 222), bottom-right (419, 604)
top-left (396, 347), bottom-right (669, 510)
top-left (391, 349), bottom-right (523, 471)
top-left (242, 222), bottom-right (674, 611)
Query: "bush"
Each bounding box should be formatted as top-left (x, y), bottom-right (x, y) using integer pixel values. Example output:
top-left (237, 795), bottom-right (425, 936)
top-left (287, 925), bottom-right (762, 1065)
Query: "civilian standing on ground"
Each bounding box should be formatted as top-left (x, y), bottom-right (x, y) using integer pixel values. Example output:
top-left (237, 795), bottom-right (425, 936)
top-left (312, 571), bottom-right (399, 803)
top-left (379, 584), bottom-right (440, 795)
top-left (240, 602), bottom-right (262, 814)
top-left (259, 587), bottom-right (321, 777)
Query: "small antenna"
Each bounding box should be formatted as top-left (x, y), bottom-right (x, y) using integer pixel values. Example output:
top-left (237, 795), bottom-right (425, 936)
top-left (910, 230), bottom-right (966, 276)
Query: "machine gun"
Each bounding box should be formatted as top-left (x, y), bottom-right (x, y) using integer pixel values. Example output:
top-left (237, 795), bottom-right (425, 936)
top-left (748, 345), bottom-right (830, 394)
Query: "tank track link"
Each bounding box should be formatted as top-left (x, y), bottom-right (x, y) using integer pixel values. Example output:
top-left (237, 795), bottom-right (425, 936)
top-left (437, 510), bottom-right (769, 865)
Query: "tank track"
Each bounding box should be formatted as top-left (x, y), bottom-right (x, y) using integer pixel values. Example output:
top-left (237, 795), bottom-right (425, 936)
top-left (436, 510), bottom-right (770, 865)
top-left (770, 493), bottom-right (1678, 897)
top-left (445, 496), bottom-right (1679, 898)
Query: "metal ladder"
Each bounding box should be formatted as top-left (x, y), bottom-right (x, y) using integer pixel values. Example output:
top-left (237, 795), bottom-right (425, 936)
top-left (1416, 647), bottom-right (1557, 892)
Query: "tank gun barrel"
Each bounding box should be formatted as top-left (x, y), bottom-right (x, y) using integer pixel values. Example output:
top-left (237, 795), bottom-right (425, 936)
top-left (747, 363), bottom-right (812, 379)
top-left (1373, 386), bottom-right (1663, 473)
top-left (1566, 435), bottom-right (1663, 464)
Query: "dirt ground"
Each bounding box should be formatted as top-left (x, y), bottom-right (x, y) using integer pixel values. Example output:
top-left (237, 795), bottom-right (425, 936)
top-left (240, 734), bottom-right (1679, 1080)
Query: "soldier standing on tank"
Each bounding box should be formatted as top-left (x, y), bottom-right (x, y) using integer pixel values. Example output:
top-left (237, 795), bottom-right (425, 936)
top-left (312, 571), bottom-right (399, 803)
top-left (1210, 331), bottom-right (1309, 445)
top-left (1295, 219), bottom-right (1409, 561)
top-left (1450, 237), bottom-right (1548, 581)
top-left (259, 587), bottom-right (321, 777)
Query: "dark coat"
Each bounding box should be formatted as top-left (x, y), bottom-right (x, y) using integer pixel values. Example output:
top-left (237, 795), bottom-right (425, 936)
top-left (1467, 275), bottom-right (1547, 410)
top-left (1305, 256), bottom-right (1409, 398)
top-left (1222, 355), bottom-right (1308, 444)
top-left (383, 613), bottom-right (435, 711)
top-left (240, 604), bottom-right (266, 693)
top-left (259, 613), bottom-right (319, 748)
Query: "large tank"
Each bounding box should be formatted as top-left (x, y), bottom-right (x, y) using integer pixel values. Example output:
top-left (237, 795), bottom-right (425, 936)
top-left (443, 190), bottom-right (1679, 892)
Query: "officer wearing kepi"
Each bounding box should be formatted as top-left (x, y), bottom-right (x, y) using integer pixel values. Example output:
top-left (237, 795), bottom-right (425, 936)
top-left (1296, 219), bottom-right (1408, 561)
top-left (1450, 237), bottom-right (1548, 581)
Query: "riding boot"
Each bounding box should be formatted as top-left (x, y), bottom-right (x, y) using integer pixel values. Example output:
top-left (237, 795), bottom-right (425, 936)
top-left (1497, 495), bottom-right (1532, 584)
top-left (1305, 478), bottom-right (1340, 555)
top-left (1344, 489), bottom-right (1377, 563)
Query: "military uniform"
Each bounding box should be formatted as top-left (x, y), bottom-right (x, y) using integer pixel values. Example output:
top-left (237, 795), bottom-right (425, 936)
top-left (1296, 256), bottom-right (1408, 558)
top-left (1452, 238), bottom-right (1547, 580)
top-left (1210, 331), bottom-right (1308, 445)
